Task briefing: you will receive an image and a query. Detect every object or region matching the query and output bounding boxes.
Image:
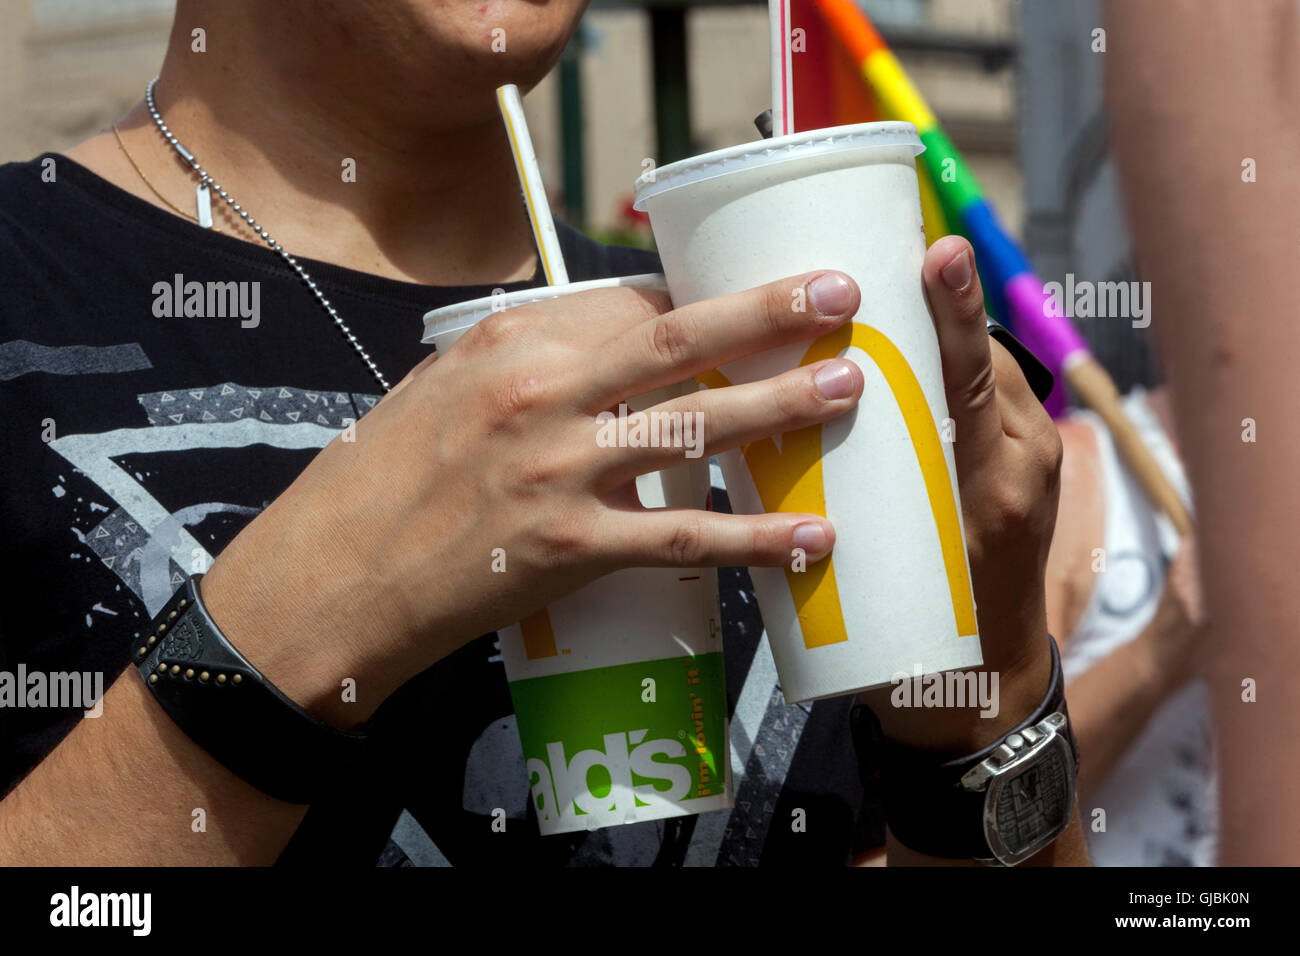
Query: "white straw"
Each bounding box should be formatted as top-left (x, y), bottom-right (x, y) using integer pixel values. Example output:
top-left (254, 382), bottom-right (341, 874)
top-left (769, 0), bottom-right (794, 136)
top-left (496, 84), bottom-right (569, 286)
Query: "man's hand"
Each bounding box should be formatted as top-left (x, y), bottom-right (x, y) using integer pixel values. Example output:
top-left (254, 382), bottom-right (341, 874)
top-left (856, 235), bottom-right (1086, 867)
top-left (201, 271), bottom-right (868, 726)
top-left (1, 270), bottom-right (869, 865)
top-left (860, 235), bottom-right (1063, 754)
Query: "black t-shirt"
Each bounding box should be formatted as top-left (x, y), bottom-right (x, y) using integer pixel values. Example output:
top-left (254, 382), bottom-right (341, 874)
top-left (0, 153), bottom-right (883, 865)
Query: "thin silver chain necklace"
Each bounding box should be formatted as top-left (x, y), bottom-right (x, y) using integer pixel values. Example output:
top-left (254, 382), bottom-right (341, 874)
top-left (144, 76), bottom-right (392, 392)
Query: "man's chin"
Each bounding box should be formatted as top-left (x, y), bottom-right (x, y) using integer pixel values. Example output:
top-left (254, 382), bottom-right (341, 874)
top-left (460, 40), bottom-right (571, 96)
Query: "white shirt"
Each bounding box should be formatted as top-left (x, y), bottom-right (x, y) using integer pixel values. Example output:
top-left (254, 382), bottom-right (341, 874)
top-left (1064, 388), bottom-right (1218, 866)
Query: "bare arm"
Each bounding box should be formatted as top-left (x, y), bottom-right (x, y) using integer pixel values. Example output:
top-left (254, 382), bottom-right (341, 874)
top-left (1060, 570), bottom-right (1200, 799)
top-left (0, 273), bottom-right (864, 865)
top-left (1045, 422), bottom-right (1203, 798)
top-left (0, 668), bottom-right (312, 866)
top-left (0, 484), bottom-right (463, 866)
top-left (1105, 0), bottom-right (1300, 865)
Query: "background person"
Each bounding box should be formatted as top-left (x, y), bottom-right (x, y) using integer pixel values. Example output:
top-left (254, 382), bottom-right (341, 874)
top-left (1106, 0), bottom-right (1300, 866)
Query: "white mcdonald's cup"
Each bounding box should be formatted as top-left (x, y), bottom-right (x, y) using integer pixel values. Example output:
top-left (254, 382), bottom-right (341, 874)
top-left (633, 122), bottom-right (983, 703)
top-left (422, 275), bottom-right (733, 834)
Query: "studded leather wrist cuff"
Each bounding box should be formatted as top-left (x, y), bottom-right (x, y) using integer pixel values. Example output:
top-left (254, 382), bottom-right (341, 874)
top-left (134, 574), bottom-right (368, 804)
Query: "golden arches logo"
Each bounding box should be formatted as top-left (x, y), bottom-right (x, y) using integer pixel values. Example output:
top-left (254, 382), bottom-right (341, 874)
top-left (697, 323), bottom-right (977, 648)
top-left (520, 607), bottom-right (558, 660)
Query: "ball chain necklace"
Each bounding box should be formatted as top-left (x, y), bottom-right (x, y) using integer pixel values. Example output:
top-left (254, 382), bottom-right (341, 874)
top-left (144, 76), bottom-right (392, 392)
top-left (113, 123), bottom-right (227, 235)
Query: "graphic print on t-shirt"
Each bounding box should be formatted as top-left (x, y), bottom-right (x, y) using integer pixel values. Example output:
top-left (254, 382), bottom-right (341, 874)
top-left (21, 354), bottom-right (846, 866)
top-left (47, 380), bottom-right (381, 616)
top-left (33, 371), bottom-right (860, 868)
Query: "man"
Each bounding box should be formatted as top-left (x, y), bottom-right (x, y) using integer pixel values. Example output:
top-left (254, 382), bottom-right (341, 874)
top-left (0, 0), bottom-right (1083, 866)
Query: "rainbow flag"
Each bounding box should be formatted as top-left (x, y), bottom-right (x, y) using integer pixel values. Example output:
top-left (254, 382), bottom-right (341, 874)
top-left (806, 0), bottom-right (1094, 414)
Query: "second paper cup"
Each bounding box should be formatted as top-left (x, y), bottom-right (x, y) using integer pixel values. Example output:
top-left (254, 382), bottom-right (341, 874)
top-left (422, 274), bottom-right (733, 834)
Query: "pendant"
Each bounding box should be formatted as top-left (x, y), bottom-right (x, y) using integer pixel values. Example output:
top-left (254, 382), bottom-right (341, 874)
top-left (196, 182), bottom-right (212, 229)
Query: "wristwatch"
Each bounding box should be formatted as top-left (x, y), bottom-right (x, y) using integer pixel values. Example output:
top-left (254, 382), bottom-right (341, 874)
top-left (987, 316), bottom-right (1055, 404)
top-left (134, 574), bottom-right (368, 804)
top-left (850, 635), bottom-right (1079, 866)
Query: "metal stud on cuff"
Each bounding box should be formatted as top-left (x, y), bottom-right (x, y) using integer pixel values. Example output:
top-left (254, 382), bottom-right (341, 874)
top-left (139, 594), bottom-right (246, 689)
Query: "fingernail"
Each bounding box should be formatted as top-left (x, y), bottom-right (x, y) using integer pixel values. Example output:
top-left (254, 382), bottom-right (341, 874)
top-left (808, 273), bottom-right (854, 316)
top-left (941, 249), bottom-right (973, 292)
top-left (792, 521), bottom-right (830, 557)
top-left (814, 361), bottom-right (856, 399)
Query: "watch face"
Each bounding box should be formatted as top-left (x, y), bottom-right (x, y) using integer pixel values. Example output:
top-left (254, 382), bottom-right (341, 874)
top-left (990, 740), bottom-right (1072, 860)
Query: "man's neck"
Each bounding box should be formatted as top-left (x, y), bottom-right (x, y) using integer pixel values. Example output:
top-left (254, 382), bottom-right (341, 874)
top-left (65, 26), bottom-right (540, 287)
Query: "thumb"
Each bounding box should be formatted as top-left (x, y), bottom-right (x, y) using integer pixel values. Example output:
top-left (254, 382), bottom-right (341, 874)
top-left (922, 235), bottom-right (1003, 463)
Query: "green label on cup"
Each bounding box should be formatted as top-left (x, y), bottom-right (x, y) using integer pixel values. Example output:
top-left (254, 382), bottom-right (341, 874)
top-left (508, 652), bottom-right (728, 831)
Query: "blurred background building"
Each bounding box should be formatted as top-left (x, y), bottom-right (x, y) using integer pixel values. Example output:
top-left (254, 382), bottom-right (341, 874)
top-left (0, 0), bottom-right (175, 160)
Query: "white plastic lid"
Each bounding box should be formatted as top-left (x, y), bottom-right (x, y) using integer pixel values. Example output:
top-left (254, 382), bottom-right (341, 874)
top-left (633, 121), bottom-right (925, 210)
top-left (421, 273), bottom-right (667, 346)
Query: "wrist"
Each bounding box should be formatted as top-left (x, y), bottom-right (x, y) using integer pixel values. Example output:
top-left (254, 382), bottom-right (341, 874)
top-left (861, 623), bottom-right (1054, 756)
top-left (200, 504), bottom-right (403, 728)
top-left (860, 633), bottom-right (1080, 865)
top-left (135, 576), bottom-right (371, 804)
